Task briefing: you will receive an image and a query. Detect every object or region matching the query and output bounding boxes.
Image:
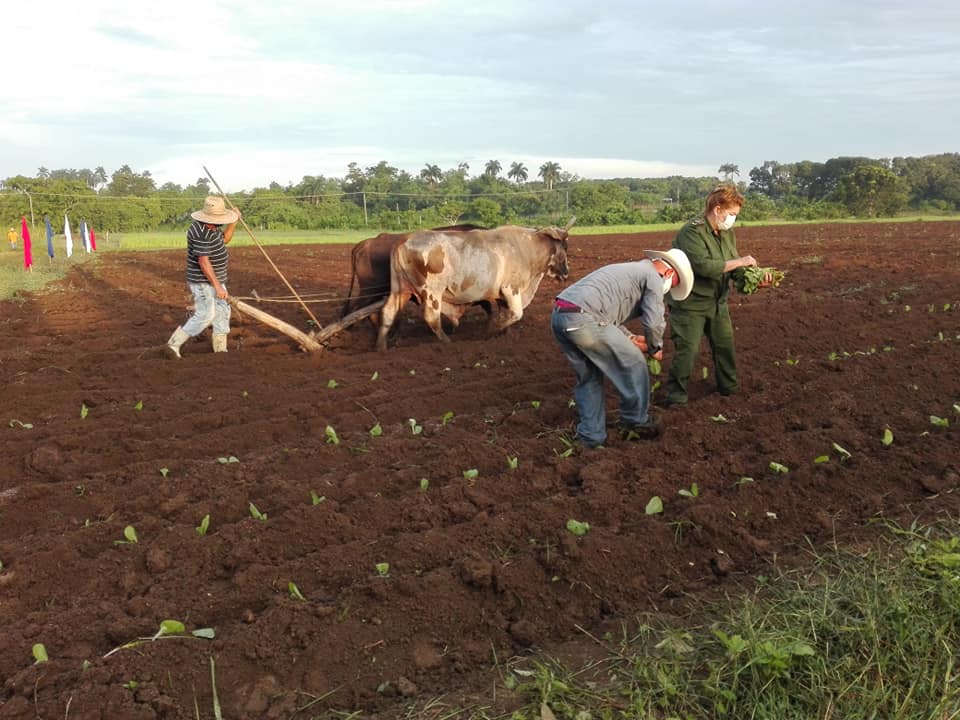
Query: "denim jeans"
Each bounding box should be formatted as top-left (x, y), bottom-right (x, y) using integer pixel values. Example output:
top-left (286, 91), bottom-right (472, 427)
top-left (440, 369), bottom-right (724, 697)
top-left (551, 310), bottom-right (652, 446)
top-left (182, 282), bottom-right (231, 337)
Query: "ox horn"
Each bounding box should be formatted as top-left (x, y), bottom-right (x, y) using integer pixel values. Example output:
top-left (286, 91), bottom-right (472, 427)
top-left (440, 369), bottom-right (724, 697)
top-left (564, 215), bottom-right (577, 230)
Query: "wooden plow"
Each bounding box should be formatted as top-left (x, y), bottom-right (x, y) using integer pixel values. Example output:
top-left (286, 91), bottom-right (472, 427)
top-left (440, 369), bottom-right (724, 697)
top-left (230, 297), bottom-right (384, 352)
top-left (204, 165), bottom-right (385, 353)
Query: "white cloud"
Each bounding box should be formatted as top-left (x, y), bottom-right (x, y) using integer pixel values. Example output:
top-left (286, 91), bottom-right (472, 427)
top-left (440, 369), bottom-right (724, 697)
top-left (3, 0), bottom-right (960, 189)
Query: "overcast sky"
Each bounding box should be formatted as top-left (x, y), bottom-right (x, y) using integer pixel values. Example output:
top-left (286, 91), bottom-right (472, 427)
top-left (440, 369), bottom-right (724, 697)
top-left (4, 0), bottom-right (959, 192)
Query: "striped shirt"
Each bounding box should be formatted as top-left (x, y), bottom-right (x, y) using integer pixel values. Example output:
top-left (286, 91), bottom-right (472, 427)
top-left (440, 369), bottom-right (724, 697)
top-left (186, 221), bottom-right (229, 284)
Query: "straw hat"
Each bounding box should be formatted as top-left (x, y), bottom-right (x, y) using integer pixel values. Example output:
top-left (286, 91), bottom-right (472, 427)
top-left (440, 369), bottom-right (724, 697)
top-left (644, 248), bottom-right (694, 301)
top-left (191, 196), bottom-right (239, 225)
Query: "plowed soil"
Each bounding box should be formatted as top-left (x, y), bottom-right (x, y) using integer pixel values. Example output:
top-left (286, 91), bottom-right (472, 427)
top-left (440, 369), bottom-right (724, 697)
top-left (1, 222), bottom-right (959, 719)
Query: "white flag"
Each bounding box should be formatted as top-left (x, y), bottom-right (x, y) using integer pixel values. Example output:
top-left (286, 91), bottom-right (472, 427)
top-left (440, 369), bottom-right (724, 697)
top-left (64, 215), bottom-right (74, 258)
top-left (81, 220), bottom-right (91, 253)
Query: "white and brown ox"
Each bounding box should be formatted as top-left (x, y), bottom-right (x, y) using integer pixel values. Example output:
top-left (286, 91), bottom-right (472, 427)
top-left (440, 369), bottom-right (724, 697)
top-left (375, 221), bottom-right (573, 351)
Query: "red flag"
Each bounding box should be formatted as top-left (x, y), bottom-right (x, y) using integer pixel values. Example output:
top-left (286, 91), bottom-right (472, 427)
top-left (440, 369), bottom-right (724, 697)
top-left (21, 216), bottom-right (32, 270)
top-left (90, 224), bottom-right (97, 251)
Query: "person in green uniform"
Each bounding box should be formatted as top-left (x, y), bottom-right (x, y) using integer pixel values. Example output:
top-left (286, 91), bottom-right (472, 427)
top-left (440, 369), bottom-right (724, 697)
top-left (662, 184), bottom-right (770, 407)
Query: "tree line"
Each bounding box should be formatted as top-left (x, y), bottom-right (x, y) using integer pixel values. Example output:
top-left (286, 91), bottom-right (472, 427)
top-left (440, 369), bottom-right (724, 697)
top-left (1, 153), bottom-right (958, 234)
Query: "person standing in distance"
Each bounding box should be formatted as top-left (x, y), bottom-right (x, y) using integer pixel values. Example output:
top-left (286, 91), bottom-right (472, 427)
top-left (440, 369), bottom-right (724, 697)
top-left (551, 249), bottom-right (693, 448)
top-left (663, 184), bottom-right (770, 406)
top-left (165, 196), bottom-right (241, 359)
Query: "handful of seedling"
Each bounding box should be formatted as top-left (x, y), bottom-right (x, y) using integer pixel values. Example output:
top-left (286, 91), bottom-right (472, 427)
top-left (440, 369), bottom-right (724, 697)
top-left (735, 266), bottom-right (785, 294)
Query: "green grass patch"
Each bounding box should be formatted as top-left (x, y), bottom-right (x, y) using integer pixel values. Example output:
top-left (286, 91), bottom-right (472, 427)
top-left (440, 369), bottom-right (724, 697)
top-left (108, 228), bottom-right (373, 251)
top-left (0, 250), bottom-right (99, 302)
top-left (494, 521), bottom-right (960, 719)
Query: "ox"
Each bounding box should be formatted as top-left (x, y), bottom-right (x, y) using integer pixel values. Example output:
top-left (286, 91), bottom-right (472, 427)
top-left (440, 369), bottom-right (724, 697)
top-left (375, 221), bottom-right (573, 351)
top-left (340, 224), bottom-right (484, 319)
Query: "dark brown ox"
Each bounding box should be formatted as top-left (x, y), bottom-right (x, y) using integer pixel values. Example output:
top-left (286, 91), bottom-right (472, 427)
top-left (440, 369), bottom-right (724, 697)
top-left (340, 224), bottom-right (484, 319)
top-left (376, 222), bottom-right (572, 351)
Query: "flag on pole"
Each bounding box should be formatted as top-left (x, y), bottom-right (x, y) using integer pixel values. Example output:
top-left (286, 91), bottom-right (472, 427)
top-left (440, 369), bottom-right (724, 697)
top-left (64, 214), bottom-right (74, 258)
top-left (81, 220), bottom-right (90, 253)
top-left (45, 216), bottom-right (54, 259)
top-left (21, 216), bottom-right (33, 270)
top-left (89, 223), bottom-right (97, 251)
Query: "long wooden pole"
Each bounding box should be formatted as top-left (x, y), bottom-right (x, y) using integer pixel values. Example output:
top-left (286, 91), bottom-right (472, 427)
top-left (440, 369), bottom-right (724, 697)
top-left (203, 166), bottom-right (321, 329)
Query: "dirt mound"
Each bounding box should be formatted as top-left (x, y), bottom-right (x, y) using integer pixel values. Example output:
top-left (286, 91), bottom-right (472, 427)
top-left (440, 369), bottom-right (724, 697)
top-left (1, 222), bottom-right (958, 719)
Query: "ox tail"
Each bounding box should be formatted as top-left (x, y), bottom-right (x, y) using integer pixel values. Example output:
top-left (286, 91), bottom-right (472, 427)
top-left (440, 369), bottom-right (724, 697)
top-left (340, 266), bottom-right (358, 319)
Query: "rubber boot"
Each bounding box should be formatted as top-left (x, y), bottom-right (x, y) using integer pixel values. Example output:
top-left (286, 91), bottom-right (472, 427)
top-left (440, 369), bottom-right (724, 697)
top-left (212, 333), bottom-right (229, 353)
top-left (165, 327), bottom-right (191, 359)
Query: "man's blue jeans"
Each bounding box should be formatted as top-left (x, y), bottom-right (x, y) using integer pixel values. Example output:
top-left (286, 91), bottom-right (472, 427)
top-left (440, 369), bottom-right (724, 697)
top-left (182, 282), bottom-right (230, 337)
top-left (551, 310), bottom-right (652, 446)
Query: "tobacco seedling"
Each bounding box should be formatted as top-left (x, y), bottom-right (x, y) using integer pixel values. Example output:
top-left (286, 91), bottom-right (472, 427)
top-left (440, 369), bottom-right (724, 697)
top-left (832, 442), bottom-right (852, 462)
top-left (369, 423), bottom-right (383, 437)
top-left (32, 644), bottom-right (48, 664)
top-left (196, 514), bottom-right (210, 536)
top-left (310, 491), bottom-right (325, 505)
top-left (702, 367), bottom-right (709, 379)
top-left (645, 496), bottom-right (664, 515)
top-left (530, 400), bottom-right (541, 409)
top-left (768, 462), bottom-right (790, 474)
top-left (442, 411), bottom-right (455, 425)
top-left (103, 621), bottom-right (215, 658)
top-left (953, 404), bottom-right (960, 414)
top-left (288, 582), bottom-right (306, 601)
top-left (462, 468), bottom-right (479, 479)
top-left (81, 403), bottom-right (89, 419)
top-left (930, 416), bottom-right (950, 428)
top-left (882, 428), bottom-right (894, 446)
top-left (566, 519), bottom-right (590, 536)
top-left (159, 467), bottom-right (169, 477)
top-left (375, 562), bottom-right (390, 577)
top-left (408, 418), bottom-right (423, 435)
top-left (325, 425), bottom-right (340, 444)
top-left (678, 483), bottom-right (699, 498)
top-left (419, 478), bottom-right (429, 491)
top-left (216, 456), bottom-right (239, 464)
top-left (326, 379), bottom-right (338, 388)
top-left (710, 414), bottom-right (729, 423)
top-left (248, 503), bottom-right (267, 521)
top-left (735, 476), bottom-right (754, 485)
top-left (507, 456), bottom-right (519, 470)
top-left (134, 400), bottom-right (143, 411)
top-left (114, 525), bottom-right (139, 545)
top-left (9, 419), bottom-right (33, 429)
top-left (370, 371), bottom-right (379, 381)
top-left (814, 455), bottom-right (829, 464)
top-left (648, 358), bottom-right (662, 375)
top-left (555, 436), bottom-right (576, 458)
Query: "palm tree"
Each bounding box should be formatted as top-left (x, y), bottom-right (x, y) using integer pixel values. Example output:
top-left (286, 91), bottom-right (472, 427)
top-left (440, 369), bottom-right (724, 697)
top-left (420, 164), bottom-right (442, 188)
top-left (507, 161), bottom-right (528, 185)
top-left (718, 163), bottom-right (740, 181)
top-left (538, 161), bottom-right (561, 191)
top-left (484, 159), bottom-right (502, 178)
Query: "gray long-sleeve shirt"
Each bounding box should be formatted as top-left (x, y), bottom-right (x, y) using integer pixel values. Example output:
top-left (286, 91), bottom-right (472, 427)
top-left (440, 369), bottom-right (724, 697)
top-left (557, 260), bottom-right (666, 349)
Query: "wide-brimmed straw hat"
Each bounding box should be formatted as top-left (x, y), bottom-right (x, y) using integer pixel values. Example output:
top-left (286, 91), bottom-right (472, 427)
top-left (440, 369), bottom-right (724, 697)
top-left (644, 248), bottom-right (694, 301)
top-left (191, 196), bottom-right (239, 225)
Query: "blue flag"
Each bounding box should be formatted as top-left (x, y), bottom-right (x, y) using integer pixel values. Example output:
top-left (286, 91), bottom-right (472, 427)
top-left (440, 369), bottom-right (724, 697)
top-left (45, 216), bottom-right (54, 259)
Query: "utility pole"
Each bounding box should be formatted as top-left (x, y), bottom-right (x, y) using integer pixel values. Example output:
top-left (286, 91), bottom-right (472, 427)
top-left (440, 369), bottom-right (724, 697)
top-left (362, 192), bottom-right (368, 226)
top-left (25, 190), bottom-right (35, 226)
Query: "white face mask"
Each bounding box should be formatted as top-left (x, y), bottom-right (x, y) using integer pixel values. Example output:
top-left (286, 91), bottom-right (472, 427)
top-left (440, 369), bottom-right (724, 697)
top-left (662, 274), bottom-right (673, 295)
top-left (717, 213), bottom-right (737, 231)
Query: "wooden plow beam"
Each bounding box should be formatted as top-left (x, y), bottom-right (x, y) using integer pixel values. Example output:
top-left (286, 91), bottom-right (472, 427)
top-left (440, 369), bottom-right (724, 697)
top-left (231, 298), bottom-right (385, 353)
